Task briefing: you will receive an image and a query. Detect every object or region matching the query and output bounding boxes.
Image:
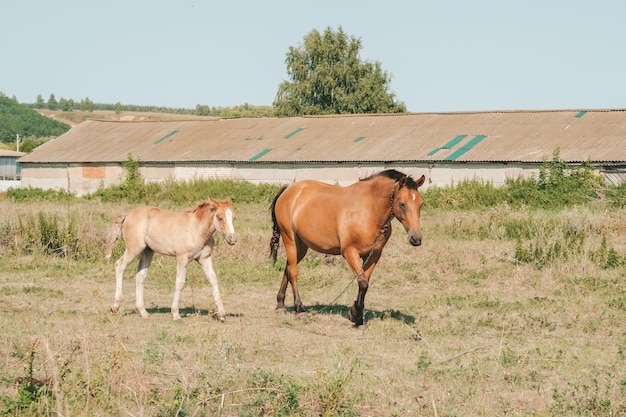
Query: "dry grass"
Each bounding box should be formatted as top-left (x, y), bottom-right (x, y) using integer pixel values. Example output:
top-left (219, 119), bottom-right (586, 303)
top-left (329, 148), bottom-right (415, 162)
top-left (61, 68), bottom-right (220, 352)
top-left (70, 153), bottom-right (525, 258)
top-left (1, 201), bottom-right (625, 416)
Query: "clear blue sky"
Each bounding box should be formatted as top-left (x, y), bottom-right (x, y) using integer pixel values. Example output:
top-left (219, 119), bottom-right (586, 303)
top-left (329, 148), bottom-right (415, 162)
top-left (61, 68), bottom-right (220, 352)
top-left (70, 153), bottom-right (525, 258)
top-left (3, 0), bottom-right (625, 112)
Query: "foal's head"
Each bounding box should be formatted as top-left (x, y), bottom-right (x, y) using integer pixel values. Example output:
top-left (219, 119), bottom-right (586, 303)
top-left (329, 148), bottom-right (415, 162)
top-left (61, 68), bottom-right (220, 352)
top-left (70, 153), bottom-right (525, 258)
top-left (208, 197), bottom-right (237, 245)
top-left (392, 174), bottom-right (426, 246)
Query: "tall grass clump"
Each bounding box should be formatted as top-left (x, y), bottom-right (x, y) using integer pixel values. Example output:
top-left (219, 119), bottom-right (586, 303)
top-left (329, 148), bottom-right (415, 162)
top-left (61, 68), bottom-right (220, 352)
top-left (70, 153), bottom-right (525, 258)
top-left (1, 204), bottom-right (107, 261)
top-left (4, 187), bottom-right (76, 203)
top-left (425, 148), bottom-right (609, 210)
top-left (87, 153), bottom-right (281, 206)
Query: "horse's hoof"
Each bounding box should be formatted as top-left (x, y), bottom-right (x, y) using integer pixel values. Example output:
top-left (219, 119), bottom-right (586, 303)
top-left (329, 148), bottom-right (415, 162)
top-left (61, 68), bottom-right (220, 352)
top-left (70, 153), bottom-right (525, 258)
top-left (348, 307), bottom-right (363, 326)
top-left (275, 307), bottom-right (287, 315)
top-left (110, 306), bottom-right (119, 314)
top-left (296, 312), bottom-right (309, 319)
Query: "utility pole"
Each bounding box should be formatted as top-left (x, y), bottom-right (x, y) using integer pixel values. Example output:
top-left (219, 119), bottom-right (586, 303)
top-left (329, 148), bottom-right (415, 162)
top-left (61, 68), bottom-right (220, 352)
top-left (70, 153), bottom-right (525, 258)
top-left (16, 134), bottom-right (20, 152)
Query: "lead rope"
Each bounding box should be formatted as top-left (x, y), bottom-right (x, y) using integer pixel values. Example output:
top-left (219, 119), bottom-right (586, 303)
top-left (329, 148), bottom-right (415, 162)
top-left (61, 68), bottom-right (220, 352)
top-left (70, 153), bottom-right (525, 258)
top-left (318, 180), bottom-right (399, 311)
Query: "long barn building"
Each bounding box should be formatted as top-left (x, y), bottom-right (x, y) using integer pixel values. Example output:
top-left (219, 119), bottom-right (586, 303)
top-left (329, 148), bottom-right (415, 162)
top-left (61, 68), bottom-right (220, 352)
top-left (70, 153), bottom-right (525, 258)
top-left (18, 109), bottom-right (626, 196)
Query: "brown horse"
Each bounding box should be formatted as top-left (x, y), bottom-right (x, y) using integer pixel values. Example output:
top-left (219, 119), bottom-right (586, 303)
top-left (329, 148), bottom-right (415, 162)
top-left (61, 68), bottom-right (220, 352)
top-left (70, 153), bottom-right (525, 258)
top-left (270, 169), bottom-right (425, 326)
top-left (105, 197), bottom-right (237, 321)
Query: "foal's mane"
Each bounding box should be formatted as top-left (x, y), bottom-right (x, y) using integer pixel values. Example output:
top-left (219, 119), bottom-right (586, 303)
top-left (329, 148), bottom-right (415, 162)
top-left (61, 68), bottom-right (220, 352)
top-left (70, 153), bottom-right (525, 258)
top-left (361, 169), bottom-right (419, 189)
top-left (188, 200), bottom-right (211, 213)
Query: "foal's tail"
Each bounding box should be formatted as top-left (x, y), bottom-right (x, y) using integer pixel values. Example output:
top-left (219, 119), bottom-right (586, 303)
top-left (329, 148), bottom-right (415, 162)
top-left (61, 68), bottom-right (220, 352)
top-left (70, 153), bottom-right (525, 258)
top-left (105, 213), bottom-right (127, 263)
top-left (269, 185), bottom-right (288, 264)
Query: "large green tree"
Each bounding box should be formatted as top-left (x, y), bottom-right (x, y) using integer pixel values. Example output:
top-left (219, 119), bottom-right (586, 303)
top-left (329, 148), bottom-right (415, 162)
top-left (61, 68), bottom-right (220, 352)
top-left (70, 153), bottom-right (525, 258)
top-left (274, 26), bottom-right (406, 116)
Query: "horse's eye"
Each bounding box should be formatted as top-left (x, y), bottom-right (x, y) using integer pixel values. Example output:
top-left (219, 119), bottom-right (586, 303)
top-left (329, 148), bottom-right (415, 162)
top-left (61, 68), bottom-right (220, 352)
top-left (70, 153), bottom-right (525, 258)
top-left (399, 202), bottom-right (406, 210)
top-left (217, 216), bottom-right (224, 221)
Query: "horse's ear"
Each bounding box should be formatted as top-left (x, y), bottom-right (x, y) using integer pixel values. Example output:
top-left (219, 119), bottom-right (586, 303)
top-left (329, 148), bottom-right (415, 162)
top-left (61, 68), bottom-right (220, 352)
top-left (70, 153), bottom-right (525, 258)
top-left (416, 175), bottom-right (426, 187)
top-left (224, 196), bottom-right (232, 205)
top-left (398, 176), bottom-right (408, 188)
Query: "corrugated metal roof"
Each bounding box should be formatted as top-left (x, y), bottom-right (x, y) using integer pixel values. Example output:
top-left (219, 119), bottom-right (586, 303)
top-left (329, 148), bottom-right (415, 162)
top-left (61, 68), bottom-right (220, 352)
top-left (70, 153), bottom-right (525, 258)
top-left (0, 150), bottom-right (26, 158)
top-left (18, 109), bottom-right (626, 164)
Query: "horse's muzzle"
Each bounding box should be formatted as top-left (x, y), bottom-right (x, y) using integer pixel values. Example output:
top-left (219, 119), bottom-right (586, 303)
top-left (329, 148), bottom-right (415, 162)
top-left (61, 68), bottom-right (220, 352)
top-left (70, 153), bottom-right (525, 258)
top-left (225, 233), bottom-right (238, 245)
top-left (408, 234), bottom-right (422, 247)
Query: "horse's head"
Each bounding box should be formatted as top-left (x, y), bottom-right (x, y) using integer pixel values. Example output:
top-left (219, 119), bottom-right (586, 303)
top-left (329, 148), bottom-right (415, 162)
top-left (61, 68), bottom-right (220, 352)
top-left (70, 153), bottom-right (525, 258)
top-left (392, 175), bottom-right (426, 246)
top-left (209, 197), bottom-right (238, 245)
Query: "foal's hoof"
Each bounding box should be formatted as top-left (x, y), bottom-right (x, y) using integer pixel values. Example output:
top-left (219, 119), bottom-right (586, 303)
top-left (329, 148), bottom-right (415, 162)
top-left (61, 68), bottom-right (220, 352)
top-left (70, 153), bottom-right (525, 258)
top-left (348, 307), bottom-right (364, 326)
top-left (296, 311), bottom-right (309, 319)
top-left (275, 307), bottom-right (287, 315)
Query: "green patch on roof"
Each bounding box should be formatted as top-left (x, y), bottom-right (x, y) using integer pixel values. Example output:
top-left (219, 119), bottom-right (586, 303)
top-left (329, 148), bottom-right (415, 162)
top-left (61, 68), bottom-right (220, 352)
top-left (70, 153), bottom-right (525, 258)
top-left (442, 135), bottom-right (467, 149)
top-left (444, 135), bottom-right (487, 161)
top-left (250, 148), bottom-right (272, 161)
top-left (354, 136), bottom-right (365, 142)
top-left (284, 128), bottom-right (304, 139)
top-left (154, 130), bottom-right (179, 144)
top-left (575, 111), bottom-right (587, 118)
top-left (428, 135), bottom-right (467, 156)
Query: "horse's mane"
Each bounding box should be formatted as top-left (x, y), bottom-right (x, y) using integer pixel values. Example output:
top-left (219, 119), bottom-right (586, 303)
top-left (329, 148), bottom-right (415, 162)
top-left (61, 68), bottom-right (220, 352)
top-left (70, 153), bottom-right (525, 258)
top-left (361, 169), bottom-right (420, 189)
top-left (189, 200), bottom-right (211, 213)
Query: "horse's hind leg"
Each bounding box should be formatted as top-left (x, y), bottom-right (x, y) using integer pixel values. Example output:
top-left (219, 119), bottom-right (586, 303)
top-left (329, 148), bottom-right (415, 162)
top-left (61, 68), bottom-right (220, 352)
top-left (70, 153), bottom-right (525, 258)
top-left (111, 249), bottom-right (138, 313)
top-left (134, 249), bottom-right (154, 319)
top-left (276, 237), bottom-right (308, 316)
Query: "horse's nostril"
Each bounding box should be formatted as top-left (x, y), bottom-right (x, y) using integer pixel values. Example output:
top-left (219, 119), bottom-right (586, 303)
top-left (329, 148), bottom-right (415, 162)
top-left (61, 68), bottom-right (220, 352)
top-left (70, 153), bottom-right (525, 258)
top-left (409, 235), bottom-right (422, 246)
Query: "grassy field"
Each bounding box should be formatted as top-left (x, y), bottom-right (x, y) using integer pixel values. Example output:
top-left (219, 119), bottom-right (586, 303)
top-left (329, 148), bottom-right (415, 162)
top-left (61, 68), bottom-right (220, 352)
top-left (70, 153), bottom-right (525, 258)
top-left (1, 199), bottom-right (625, 416)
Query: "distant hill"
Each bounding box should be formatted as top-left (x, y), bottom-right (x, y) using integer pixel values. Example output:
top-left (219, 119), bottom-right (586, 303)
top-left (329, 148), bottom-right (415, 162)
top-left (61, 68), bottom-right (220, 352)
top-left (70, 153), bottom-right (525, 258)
top-left (0, 97), bottom-right (70, 144)
top-left (36, 109), bottom-right (219, 128)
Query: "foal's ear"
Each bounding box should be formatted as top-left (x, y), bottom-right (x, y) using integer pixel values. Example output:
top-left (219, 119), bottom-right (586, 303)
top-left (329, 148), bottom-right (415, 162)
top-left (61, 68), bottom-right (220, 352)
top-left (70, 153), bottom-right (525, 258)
top-left (224, 196), bottom-right (232, 205)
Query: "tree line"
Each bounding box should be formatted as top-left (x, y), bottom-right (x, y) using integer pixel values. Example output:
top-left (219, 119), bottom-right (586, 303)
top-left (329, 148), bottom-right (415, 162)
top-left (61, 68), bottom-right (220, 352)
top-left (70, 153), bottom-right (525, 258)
top-left (0, 96), bottom-right (70, 152)
top-left (27, 27), bottom-right (404, 118)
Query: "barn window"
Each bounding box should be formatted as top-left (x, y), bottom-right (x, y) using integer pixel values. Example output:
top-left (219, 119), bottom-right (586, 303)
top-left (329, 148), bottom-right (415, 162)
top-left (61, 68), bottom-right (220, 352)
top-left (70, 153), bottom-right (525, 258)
top-left (575, 111), bottom-right (587, 118)
top-left (354, 136), bottom-right (365, 142)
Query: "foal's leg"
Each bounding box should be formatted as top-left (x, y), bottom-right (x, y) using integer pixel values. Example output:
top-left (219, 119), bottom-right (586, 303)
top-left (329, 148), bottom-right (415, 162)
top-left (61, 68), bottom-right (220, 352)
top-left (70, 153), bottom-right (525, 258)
top-left (135, 249), bottom-right (154, 319)
top-left (170, 254), bottom-right (190, 320)
top-left (111, 248), bottom-right (141, 313)
top-left (198, 242), bottom-right (226, 321)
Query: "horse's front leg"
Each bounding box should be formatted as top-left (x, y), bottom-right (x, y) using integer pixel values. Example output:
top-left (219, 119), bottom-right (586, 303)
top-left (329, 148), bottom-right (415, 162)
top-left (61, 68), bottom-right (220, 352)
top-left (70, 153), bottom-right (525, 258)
top-left (198, 248), bottom-right (226, 322)
top-left (344, 247), bottom-right (380, 326)
top-left (171, 255), bottom-right (190, 320)
top-left (135, 249), bottom-right (154, 319)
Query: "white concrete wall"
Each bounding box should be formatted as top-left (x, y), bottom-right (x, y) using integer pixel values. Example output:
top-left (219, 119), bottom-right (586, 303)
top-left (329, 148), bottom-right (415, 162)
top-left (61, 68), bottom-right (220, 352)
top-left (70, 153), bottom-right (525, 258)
top-left (18, 161), bottom-right (543, 196)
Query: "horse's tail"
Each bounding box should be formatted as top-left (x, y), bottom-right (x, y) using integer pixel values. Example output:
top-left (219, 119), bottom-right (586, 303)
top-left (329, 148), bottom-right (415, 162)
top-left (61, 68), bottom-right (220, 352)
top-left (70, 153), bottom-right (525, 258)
top-left (269, 185), bottom-right (288, 264)
top-left (105, 213), bottom-right (127, 263)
